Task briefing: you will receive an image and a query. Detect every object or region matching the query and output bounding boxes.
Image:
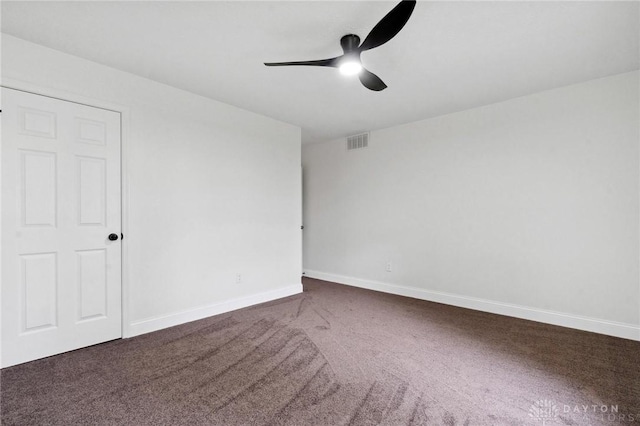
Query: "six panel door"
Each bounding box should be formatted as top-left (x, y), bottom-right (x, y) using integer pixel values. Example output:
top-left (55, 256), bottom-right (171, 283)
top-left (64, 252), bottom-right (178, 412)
top-left (1, 88), bottom-right (122, 368)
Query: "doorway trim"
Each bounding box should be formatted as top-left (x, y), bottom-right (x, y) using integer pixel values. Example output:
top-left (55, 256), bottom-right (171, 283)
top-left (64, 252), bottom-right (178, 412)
top-left (1, 77), bottom-right (133, 338)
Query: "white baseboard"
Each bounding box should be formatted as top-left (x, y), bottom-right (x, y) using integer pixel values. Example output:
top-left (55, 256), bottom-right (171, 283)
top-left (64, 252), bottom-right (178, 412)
top-left (127, 284), bottom-right (303, 337)
top-left (304, 270), bottom-right (640, 342)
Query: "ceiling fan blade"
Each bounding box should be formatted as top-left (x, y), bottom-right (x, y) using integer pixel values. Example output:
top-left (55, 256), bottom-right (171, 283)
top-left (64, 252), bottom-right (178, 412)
top-left (359, 68), bottom-right (387, 91)
top-left (264, 57), bottom-right (340, 67)
top-left (359, 0), bottom-right (416, 52)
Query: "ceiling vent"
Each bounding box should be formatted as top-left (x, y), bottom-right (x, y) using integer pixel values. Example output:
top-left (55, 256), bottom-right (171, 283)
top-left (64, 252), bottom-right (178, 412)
top-left (347, 133), bottom-right (369, 151)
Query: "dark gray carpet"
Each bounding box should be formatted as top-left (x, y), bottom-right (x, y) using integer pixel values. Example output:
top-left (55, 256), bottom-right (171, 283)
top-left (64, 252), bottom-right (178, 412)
top-left (1, 278), bottom-right (639, 425)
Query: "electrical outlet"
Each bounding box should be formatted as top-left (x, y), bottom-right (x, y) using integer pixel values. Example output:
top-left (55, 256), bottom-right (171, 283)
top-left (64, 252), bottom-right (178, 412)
top-left (235, 273), bottom-right (242, 284)
top-left (385, 261), bottom-right (392, 272)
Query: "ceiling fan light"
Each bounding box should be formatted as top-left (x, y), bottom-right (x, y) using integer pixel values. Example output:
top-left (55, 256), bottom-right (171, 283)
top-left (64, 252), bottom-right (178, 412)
top-left (339, 61), bottom-right (363, 76)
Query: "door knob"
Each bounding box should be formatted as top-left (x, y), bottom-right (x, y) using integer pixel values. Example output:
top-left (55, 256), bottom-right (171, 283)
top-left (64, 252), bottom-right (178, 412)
top-left (108, 233), bottom-right (119, 241)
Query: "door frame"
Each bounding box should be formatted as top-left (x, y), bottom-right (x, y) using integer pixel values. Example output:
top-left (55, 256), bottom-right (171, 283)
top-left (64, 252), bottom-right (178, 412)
top-left (1, 77), bottom-right (133, 340)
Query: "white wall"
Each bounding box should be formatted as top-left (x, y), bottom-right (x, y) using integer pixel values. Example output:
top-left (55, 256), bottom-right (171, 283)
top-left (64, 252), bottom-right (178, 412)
top-left (2, 35), bottom-right (302, 335)
top-left (303, 71), bottom-right (640, 340)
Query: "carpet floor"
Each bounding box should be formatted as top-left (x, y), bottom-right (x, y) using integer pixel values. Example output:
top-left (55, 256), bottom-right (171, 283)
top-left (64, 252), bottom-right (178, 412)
top-left (1, 278), bottom-right (639, 425)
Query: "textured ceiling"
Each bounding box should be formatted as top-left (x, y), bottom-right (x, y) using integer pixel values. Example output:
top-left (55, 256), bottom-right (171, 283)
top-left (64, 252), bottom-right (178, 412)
top-left (2, 1), bottom-right (639, 144)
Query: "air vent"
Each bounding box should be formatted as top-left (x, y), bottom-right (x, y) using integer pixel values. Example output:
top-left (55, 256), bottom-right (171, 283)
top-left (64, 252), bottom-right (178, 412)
top-left (347, 133), bottom-right (369, 151)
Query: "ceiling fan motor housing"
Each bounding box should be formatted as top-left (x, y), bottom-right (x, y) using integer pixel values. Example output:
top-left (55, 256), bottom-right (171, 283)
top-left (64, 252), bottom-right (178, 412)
top-left (340, 34), bottom-right (361, 53)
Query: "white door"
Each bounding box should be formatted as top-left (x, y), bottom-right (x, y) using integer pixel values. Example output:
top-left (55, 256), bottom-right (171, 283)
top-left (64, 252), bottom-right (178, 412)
top-left (1, 88), bottom-right (122, 368)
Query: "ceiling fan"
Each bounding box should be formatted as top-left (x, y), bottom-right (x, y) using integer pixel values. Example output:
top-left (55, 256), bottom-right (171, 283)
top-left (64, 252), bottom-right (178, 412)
top-left (264, 0), bottom-right (417, 92)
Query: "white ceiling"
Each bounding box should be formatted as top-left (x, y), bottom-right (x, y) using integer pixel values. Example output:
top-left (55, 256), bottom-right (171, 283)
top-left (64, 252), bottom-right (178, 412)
top-left (2, 1), bottom-right (638, 144)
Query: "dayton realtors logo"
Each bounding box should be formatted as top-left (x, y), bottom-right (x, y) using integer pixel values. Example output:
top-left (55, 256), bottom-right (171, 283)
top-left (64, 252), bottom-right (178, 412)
top-left (529, 399), bottom-right (637, 424)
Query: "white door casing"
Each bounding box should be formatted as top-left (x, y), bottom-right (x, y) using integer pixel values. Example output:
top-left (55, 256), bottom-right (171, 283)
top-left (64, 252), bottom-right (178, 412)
top-left (1, 88), bottom-right (122, 368)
